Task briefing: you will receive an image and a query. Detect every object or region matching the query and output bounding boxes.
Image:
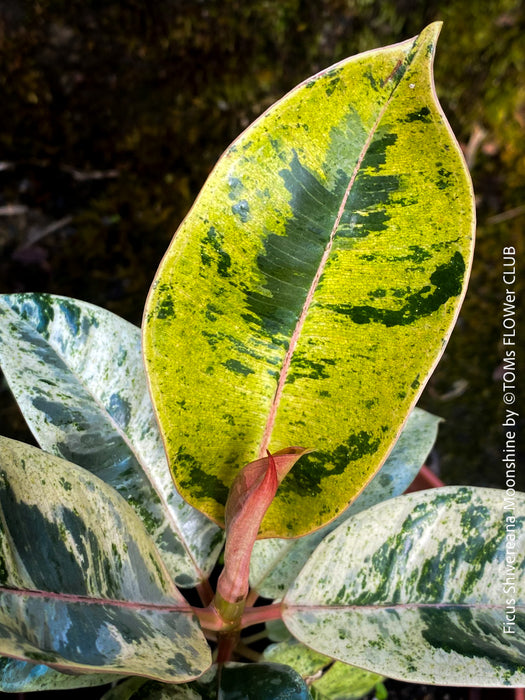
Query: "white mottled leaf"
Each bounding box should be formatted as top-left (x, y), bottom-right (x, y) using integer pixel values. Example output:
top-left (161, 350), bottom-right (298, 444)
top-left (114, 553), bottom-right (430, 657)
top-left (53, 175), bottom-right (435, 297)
top-left (250, 408), bottom-right (440, 598)
top-left (0, 293), bottom-right (223, 586)
top-left (0, 436), bottom-right (211, 682)
top-left (0, 656), bottom-right (118, 692)
top-left (283, 487), bottom-right (525, 686)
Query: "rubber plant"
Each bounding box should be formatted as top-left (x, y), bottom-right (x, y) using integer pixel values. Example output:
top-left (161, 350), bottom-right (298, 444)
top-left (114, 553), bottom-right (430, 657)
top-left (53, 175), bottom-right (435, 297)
top-left (0, 22), bottom-right (523, 699)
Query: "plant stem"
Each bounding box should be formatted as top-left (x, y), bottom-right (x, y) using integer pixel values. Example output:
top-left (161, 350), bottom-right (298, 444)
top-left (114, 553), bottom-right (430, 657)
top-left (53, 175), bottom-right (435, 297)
top-left (236, 642), bottom-right (262, 662)
top-left (213, 591), bottom-right (246, 626)
top-left (196, 578), bottom-right (214, 607)
top-left (245, 588), bottom-right (259, 607)
top-left (241, 630), bottom-right (269, 645)
top-left (217, 630), bottom-right (240, 664)
top-left (240, 602), bottom-right (282, 628)
top-left (192, 604), bottom-right (225, 631)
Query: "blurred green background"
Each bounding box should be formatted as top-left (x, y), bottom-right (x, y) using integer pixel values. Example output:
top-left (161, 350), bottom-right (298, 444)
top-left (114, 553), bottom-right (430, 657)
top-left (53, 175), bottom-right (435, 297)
top-left (1, 0), bottom-right (524, 502)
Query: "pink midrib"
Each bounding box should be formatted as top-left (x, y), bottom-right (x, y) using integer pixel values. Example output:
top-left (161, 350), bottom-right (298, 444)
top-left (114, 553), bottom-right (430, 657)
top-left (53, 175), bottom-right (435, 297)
top-left (0, 584), bottom-right (191, 612)
top-left (258, 84), bottom-right (400, 458)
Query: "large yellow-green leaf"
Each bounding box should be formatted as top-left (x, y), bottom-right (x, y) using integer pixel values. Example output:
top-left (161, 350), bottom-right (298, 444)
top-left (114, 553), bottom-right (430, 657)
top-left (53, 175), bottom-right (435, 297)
top-left (283, 487), bottom-right (525, 686)
top-left (143, 23), bottom-right (475, 537)
top-left (0, 437), bottom-right (211, 682)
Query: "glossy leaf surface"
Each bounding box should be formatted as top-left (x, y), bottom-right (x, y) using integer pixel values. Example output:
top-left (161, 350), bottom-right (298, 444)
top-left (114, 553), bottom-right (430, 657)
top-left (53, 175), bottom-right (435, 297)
top-left (0, 437), bottom-right (210, 681)
top-left (0, 656), bottom-right (118, 692)
top-left (283, 487), bottom-right (525, 686)
top-left (102, 663), bottom-right (311, 699)
top-left (264, 640), bottom-right (383, 700)
top-left (143, 23), bottom-right (474, 536)
top-left (102, 676), bottom-right (201, 699)
top-left (250, 408), bottom-right (440, 598)
top-left (0, 293), bottom-right (222, 586)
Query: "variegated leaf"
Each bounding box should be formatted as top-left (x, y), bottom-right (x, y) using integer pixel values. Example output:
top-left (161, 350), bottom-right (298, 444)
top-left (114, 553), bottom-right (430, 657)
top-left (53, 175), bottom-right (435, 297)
top-left (250, 408), bottom-right (440, 598)
top-left (0, 436), bottom-right (211, 681)
top-left (143, 22), bottom-right (474, 537)
top-left (266, 619), bottom-right (291, 642)
top-left (0, 656), bottom-right (118, 692)
top-left (283, 487), bottom-right (525, 686)
top-left (102, 663), bottom-right (311, 699)
top-left (0, 293), bottom-right (223, 587)
top-left (310, 664), bottom-right (385, 700)
top-left (102, 676), bottom-right (202, 699)
top-left (264, 639), bottom-right (383, 700)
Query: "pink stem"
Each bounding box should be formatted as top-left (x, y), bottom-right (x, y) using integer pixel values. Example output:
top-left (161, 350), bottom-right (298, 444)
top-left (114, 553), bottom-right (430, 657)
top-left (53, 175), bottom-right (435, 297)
top-left (240, 602), bottom-right (283, 628)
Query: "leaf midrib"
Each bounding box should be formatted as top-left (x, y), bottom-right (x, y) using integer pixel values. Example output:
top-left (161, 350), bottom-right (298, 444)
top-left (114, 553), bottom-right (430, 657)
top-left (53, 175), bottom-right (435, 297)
top-left (257, 57), bottom-right (412, 458)
top-left (284, 602), bottom-right (523, 612)
top-left (0, 583), bottom-right (191, 612)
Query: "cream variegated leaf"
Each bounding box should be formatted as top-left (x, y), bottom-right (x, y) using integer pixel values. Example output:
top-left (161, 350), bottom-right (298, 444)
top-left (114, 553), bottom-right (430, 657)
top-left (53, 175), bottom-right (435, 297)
top-left (0, 293), bottom-right (223, 587)
top-left (283, 487), bottom-right (525, 686)
top-left (0, 437), bottom-right (211, 682)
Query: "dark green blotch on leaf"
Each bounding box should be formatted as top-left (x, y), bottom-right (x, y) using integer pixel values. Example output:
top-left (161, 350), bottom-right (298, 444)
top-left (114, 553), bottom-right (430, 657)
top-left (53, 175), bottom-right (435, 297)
top-left (420, 607), bottom-right (525, 674)
top-left (178, 451), bottom-right (230, 504)
top-left (200, 226), bottom-right (231, 277)
top-left (281, 431), bottom-right (380, 497)
top-left (58, 300), bottom-right (83, 337)
top-left (331, 252), bottom-right (465, 326)
top-left (155, 296), bottom-right (175, 320)
top-left (231, 199), bottom-right (251, 222)
top-left (224, 358), bottom-right (255, 376)
top-left (194, 663), bottom-right (311, 700)
top-left (405, 106), bottom-right (432, 122)
top-left (108, 393), bottom-right (132, 428)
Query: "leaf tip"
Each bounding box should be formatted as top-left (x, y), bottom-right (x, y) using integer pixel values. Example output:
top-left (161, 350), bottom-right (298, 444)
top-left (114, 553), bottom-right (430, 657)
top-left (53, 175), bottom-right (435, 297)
top-left (417, 21), bottom-right (443, 57)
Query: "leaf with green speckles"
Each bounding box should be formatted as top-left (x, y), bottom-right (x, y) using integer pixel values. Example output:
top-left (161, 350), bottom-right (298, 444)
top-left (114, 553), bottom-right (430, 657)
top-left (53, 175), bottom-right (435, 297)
top-left (143, 22), bottom-right (474, 537)
top-left (0, 293), bottom-right (223, 587)
top-left (0, 436), bottom-right (211, 682)
top-left (250, 408), bottom-right (440, 599)
top-left (264, 639), bottom-right (383, 700)
top-left (0, 656), bottom-right (120, 693)
top-left (283, 487), bottom-right (525, 687)
top-left (309, 663), bottom-right (384, 700)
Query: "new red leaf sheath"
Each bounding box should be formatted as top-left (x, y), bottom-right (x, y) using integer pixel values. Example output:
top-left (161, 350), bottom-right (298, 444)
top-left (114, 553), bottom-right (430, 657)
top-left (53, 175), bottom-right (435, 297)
top-left (218, 448), bottom-right (308, 604)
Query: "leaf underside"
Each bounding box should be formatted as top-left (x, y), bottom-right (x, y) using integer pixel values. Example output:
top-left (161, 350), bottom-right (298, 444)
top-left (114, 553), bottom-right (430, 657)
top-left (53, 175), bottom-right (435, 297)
top-left (283, 487), bottom-right (525, 687)
top-left (143, 22), bottom-right (475, 537)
